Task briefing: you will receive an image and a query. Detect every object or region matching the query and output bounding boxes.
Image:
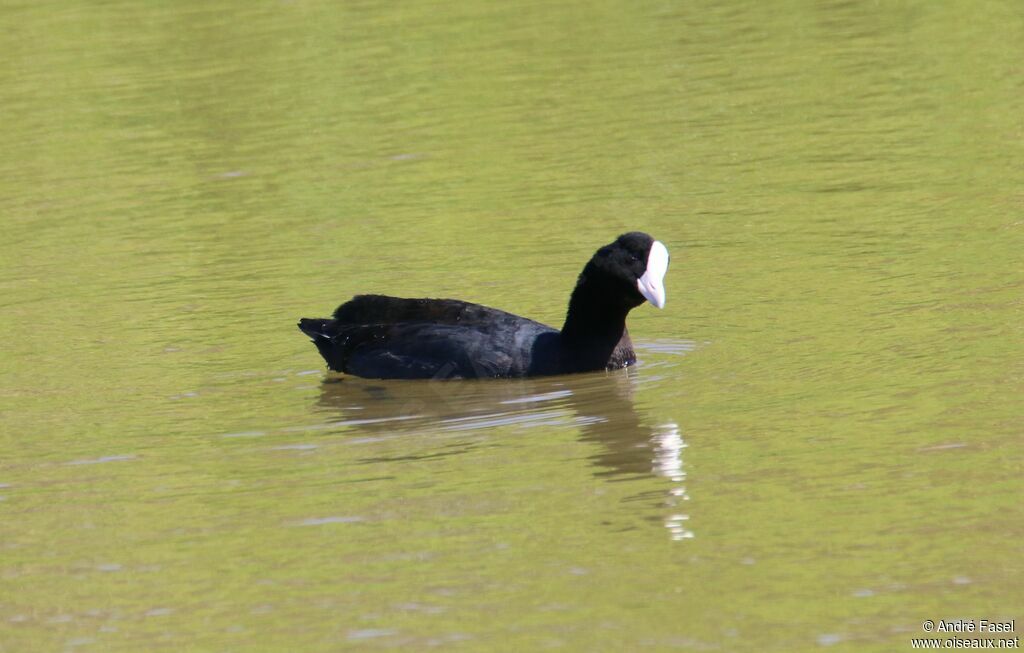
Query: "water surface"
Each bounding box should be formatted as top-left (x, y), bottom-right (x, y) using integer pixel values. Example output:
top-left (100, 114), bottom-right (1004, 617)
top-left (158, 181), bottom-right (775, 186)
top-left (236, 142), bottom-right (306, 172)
top-left (1, 1), bottom-right (1021, 651)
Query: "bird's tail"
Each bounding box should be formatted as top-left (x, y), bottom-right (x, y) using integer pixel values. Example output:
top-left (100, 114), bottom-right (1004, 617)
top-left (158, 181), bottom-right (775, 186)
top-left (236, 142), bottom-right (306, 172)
top-left (298, 318), bottom-right (348, 371)
top-left (297, 318), bottom-right (334, 340)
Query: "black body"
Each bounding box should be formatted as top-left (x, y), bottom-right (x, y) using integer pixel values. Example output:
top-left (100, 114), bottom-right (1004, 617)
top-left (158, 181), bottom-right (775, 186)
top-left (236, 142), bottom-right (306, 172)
top-left (298, 232), bottom-right (663, 379)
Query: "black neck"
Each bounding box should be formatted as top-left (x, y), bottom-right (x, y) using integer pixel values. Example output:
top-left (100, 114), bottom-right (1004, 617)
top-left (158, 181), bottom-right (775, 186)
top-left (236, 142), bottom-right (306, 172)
top-left (560, 275), bottom-right (634, 370)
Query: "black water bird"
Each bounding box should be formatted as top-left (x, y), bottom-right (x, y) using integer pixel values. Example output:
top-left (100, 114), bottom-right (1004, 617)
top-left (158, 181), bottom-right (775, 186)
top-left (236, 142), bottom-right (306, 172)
top-left (298, 232), bottom-right (669, 379)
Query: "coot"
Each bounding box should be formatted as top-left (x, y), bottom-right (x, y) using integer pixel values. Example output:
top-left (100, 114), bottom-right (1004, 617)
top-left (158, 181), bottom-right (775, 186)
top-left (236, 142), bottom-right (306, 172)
top-left (298, 232), bottom-right (669, 379)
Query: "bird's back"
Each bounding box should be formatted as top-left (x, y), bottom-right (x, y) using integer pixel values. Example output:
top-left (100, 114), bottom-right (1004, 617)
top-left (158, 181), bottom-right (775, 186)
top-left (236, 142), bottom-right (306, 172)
top-left (298, 295), bottom-right (559, 379)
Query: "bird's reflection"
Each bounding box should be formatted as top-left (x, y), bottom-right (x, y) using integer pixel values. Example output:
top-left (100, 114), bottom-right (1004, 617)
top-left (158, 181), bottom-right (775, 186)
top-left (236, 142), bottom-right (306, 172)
top-left (314, 368), bottom-right (693, 541)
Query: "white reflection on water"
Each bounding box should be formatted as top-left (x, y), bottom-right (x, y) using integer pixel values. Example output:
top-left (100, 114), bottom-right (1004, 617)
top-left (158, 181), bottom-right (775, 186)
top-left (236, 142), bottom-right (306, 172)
top-left (652, 422), bottom-right (693, 541)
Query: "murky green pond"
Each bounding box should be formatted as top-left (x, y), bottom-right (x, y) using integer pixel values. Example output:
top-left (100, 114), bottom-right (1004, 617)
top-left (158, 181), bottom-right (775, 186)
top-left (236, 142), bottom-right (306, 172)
top-left (2, 1), bottom-right (1021, 651)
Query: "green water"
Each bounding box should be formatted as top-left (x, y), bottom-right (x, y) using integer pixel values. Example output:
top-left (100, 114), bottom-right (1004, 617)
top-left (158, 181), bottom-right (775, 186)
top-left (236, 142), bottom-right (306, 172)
top-left (2, 1), bottom-right (1022, 650)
